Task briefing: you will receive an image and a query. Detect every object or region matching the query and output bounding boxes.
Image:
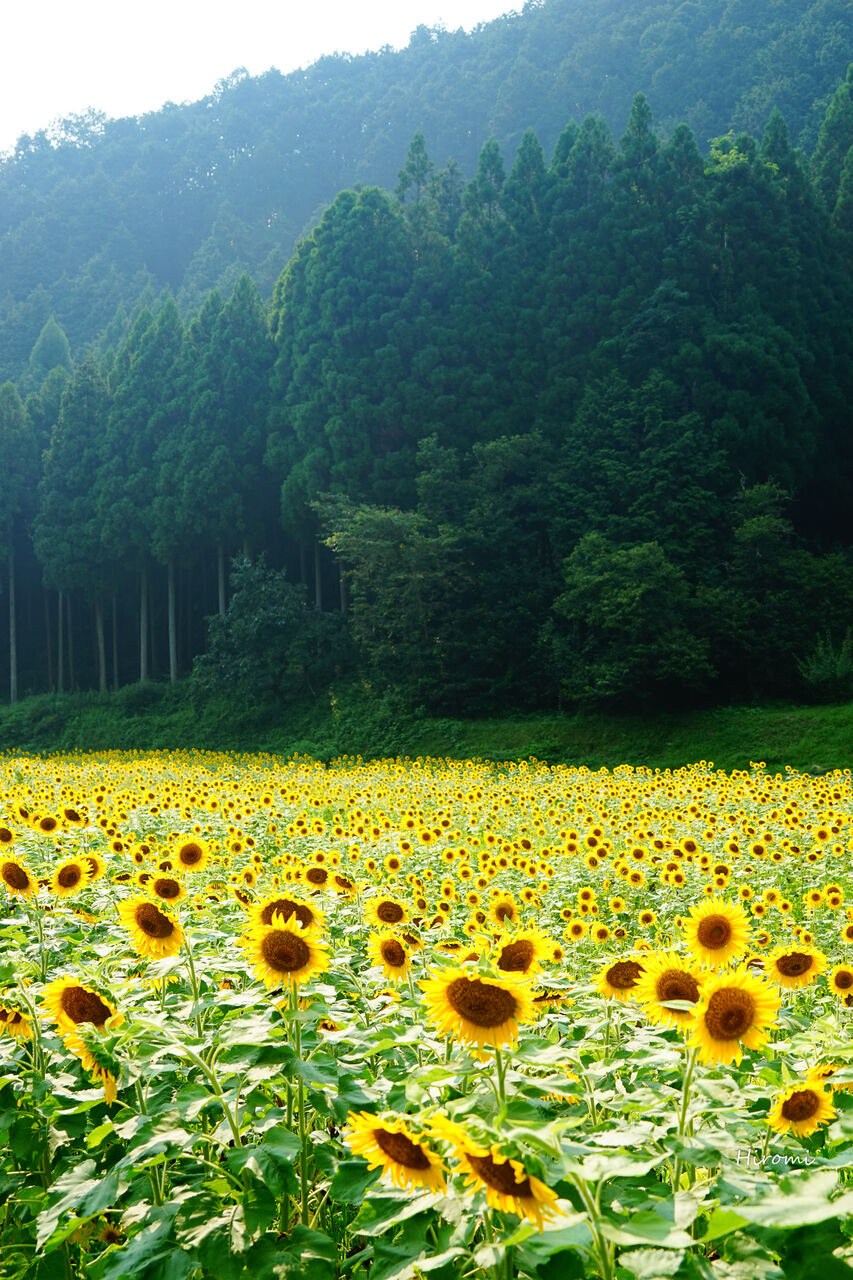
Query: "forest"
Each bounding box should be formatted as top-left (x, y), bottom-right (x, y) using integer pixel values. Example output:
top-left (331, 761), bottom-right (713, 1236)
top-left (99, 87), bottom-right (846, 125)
top-left (1, 0), bottom-right (853, 718)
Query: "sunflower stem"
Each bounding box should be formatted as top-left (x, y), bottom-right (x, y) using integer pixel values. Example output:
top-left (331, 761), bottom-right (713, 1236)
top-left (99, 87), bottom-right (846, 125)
top-left (671, 1046), bottom-right (699, 1193)
top-left (493, 1046), bottom-right (507, 1112)
top-left (570, 1174), bottom-right (615, 1280)
top-left (29, 901), bottom-right (48, 982)
top-left (298, 1073), bottom-right (310, 1225)
top-left (185, 942), bottom-right (203, 1039)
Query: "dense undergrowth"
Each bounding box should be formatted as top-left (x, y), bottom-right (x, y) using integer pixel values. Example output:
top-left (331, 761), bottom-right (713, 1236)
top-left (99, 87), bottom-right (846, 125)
top-left (0, 681), bottom-right (850, 773)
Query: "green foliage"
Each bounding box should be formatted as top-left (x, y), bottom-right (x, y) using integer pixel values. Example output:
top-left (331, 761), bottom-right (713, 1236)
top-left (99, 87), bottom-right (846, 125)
top-left (192, 555), bottom-right (351, 706)
top-left (548, 533), bottom-right (714, 709)
top-left (798, 630), bottom-right (853, 703)
top-left (319, 497), bottom-right (465, 710)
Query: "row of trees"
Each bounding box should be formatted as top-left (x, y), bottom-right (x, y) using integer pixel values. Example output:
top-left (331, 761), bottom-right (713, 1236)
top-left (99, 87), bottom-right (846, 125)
top-left (2, 82), bottom-right (853, 711)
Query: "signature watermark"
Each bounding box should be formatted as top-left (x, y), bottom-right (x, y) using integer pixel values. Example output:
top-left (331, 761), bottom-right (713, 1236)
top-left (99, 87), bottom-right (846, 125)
top-left (735, 1149), bottom-right (817, 1168)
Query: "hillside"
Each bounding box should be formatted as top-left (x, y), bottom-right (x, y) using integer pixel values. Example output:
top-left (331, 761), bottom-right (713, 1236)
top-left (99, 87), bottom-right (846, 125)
top-left (0, 0), bottom-right (851, 381)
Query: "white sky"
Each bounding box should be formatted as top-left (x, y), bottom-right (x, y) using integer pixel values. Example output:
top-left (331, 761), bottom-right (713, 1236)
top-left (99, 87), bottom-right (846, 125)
top-left (0, 0), bottom-right (516, 154)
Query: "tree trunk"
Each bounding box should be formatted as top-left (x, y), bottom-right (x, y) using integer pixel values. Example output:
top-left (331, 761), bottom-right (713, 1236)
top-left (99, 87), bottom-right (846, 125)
top-left (149, 568), bottom-right (158, 676)
top-left (8, 548), bottom-right (17, 705)
top-left (299, 542), bottom-right (307, 586)
top-left (314, 540), bottom-right (323, 612)
top-left (44, 589), bottom-right (54, 692)
top-left (168, 558), bottom-right (177, 683)
top-left (140, 567), bottom-right (149, 682)
top-left (112, 592), bottom-right (119, 692)
top-left (218, 542), bottom-right (226, 617)
top-left (95, 594), bottom-right (107, 693)
top-left (184, 563), bottom-right (191, 669)
top-left (57, 589), bottom-right (64, 695)
top-left (339, 562), bottom-right (348, 615)
top-left (66, 593), bottom-right (75, 690)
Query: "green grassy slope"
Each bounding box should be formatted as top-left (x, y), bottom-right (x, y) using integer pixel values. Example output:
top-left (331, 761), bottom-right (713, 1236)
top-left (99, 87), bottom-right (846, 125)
top-left (0, 682), bottom-right (850, 772)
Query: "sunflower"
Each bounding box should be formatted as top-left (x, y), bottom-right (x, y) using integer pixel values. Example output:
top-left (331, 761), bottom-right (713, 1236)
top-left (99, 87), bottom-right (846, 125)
top-left (50, 859), bottom-right (87, 897)
top-left (682, 898), bottom-right (750, 967)
top-left (243, 915), bottom-right (329, 988)
top-left (828, 964), bottom-right (853, 1001)
top-left (42, 977), bottom-right (120, 1036)
top-left (149, 875), bottom-right (187, 905)
top-left (491, 927), bottom-right (552, 979)
top-left (807, 1063), bottom-right (853, 1093)
top-left (117, 896), bottom-right (185, 959)
top-left (346, 1112), bottom-right (445, 1192)
top-left (767, 1083), bottom-right (835, 1137)
top-left (596, 957), bottom-right (645, 1001)
top-left (0, 1003), bottom-right (33, 1040)
top-left (489, 897), bottom-right (519, 929)
top-left (83, 854), bottom-right (107, 883)
top-left (303, 865), bottom-right (330, 890)
top-left (447, 1131), bottom-right (558, 1228)
top-left (175, 840), bottom-right (208, 873)
top-left (765, 944), bottom-right (828, 990)
top-left (420, 967), bottom-right (534, 1050)
top-left (366, 896), bottom-right (409, 928)
top-left (63, 1029), bottom-right (119, 1104)
top-left (367, 933), bottom-right (412, 982)
top-left (688, 966), bottom-right (780, 1065)
top-left (249, 894), bottom-right (325, 935)
top-left (633, 951), bottom-right (703, 1028)
top-left (0, 857), bottom-right (36, 898)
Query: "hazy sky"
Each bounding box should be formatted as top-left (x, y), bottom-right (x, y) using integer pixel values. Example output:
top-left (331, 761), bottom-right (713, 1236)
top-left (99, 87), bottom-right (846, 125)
top-left (1, 0), bottom-right (515, 154)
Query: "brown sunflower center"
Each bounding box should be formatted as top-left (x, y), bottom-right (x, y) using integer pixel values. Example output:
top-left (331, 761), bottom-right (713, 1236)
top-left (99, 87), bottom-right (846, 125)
top-left (656, 970), bottom-right (700, 1004)
top-left (376, 901), bottom-right (404, 924)
top-left (305, 867), bottom-right (328, 885)
top-left (780, 1089), bottom-right (820, 1122)
top-left (64, 809), bottom-right (81, 823)
top-left (135, 902), bottom-right (176, 939)
top-left (153, 877), bottom-right (181, 899)
top-left (835, 970), bottom-right (853, 990)
top-left (494, 903), bottom-right (515, 922)
top-left (606, 961), bottom-right (643, 990)
top-left (0, 828), bottom-right (13, 844)
top-left (466, 1152), bottom-right (531, 1197)
top-left (39, 817), bottom-right (58, 833)
top-left (178, 843), bottom-right (203, 865)
top-left (497, 940), bottom-right (536, 973)
top-left (261, 929), bottom-right (311, 973)
top-left (335, 875), bottom-right (354, 891)
top-left (60, 985), bottom-right (112, 1027)
top-left (57, 865), bottom-right (82, 889)
top-left (445, 977), bottom-right (517, 1028)
top-left (260, 898), bottom-right (314, 928)
top-left (2, 861), bottom-right (29, 890)
top-left (380, 939), bottom-right (406, 967)
top-left (703, 987), bottom-right (755, 1040)
top-left (373, 1128), bottom-right (431, 1169)
top-left (696, 915), bottom-right (732, 950)
top-left (775, 952), bottom-right (813, 977)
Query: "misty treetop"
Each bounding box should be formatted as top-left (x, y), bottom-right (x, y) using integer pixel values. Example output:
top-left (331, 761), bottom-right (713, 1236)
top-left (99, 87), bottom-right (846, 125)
top-left (0, 0), bottom-right (851, 384)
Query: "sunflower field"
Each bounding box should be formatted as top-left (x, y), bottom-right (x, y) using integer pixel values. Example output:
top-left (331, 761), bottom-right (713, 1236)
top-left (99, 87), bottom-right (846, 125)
top-left (1, 751), bottom-right (853, 1280)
